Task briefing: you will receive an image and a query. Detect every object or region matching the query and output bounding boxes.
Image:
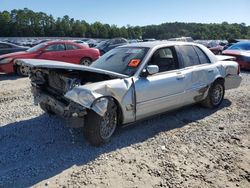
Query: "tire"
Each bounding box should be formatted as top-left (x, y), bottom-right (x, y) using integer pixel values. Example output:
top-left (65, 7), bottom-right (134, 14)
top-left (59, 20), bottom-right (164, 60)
top-left (84, 99), bottom-right (117, 146)
top-left (40, 102), bottom-right (56, 115)
top-left (202, 80), bottom-right (225, 108)
top-left (16, 65), bottom-right (29, 77)
top-left (80, 57), bottom-right (92, 66)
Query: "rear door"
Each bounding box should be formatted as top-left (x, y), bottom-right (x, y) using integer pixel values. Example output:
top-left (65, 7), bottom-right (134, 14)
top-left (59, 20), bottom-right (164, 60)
top-left (64, 43), bottom-right (83, 64)
top-left (177, 45), bottom-right (218, 104)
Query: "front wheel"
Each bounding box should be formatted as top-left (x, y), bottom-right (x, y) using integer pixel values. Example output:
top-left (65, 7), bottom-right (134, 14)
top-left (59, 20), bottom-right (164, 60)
top-left (84, 99), bottom-right (117, 146)
top-left (202, 80), bottom-right (225, 108)
top-left (16, 65), bottom-right (29, 77)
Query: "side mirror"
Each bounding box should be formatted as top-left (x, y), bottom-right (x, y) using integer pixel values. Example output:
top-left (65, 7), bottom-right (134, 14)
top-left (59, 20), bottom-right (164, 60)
top-left (141, 65), bottom-right (159, 77)
top-left (147, 65), bottom-right (159, 75)
top-left (38, 50), bottom-right (44, 54)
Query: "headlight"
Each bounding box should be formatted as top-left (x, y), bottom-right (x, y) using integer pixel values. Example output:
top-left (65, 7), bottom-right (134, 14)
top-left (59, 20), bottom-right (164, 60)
top-left (0, 58), bottom-right (13, 65)
top-left (65, 90), bottom-right (95, 107)
top-left (78, 91), bottom-right (95, 106)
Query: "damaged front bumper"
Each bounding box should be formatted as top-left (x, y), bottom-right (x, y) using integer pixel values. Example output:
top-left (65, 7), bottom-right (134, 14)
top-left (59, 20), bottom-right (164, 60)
top-left (32, 87), bottom-right (87, 128)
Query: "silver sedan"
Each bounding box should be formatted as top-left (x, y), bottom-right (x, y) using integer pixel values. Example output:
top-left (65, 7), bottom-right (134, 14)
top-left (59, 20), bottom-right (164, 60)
top-left (20, 41), bottom-right (242, 146)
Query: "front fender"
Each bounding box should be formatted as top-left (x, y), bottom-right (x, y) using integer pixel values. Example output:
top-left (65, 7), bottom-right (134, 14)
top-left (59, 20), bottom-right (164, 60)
top-left (65, 88), bottom-right (108, 116)
top-left (64, 78), bottom-right (135, 122)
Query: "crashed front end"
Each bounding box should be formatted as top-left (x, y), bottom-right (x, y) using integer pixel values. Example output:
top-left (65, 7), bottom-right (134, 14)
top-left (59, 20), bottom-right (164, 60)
top-left (20, 59), bottom-right (129, 128)
top-left (30, 70), bottom-right (91, 127)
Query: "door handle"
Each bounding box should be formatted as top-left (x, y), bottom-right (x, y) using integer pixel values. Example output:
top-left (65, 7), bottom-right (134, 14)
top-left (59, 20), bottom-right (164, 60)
top-left (208, 69), bottom-right (214, 73)
top-left (176, 74), bottom-right (185, 80)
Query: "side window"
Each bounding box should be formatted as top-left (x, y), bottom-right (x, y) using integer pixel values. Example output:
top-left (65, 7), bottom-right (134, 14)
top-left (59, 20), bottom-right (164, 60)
top-left (66, 44), bottom-right (80, 50)
top-left (194, 46), bottom-right (211, 64)
top-left (149, 47), bottom-right (178, 72)
top-left (179, 45), bottom-right (200, 67)
top-left (45, 44), bottom-right (65, 52)
top-left (0, 44), bottom-right (11, 49)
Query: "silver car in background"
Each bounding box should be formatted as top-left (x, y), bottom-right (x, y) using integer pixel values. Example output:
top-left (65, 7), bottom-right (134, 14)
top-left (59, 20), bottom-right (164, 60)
top-left (20, 41), bottom-right (242, 146)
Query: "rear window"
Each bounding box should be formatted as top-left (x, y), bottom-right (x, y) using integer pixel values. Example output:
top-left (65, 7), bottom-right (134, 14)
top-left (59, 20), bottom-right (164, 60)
top-left (45, 44), bottom-right (65, 52)
top-left (194, 46), bottom-right (211, 64)
top-left (66, 44), bottom-right (80, 50)
top-left (179, 45), bottom-right (200, 67)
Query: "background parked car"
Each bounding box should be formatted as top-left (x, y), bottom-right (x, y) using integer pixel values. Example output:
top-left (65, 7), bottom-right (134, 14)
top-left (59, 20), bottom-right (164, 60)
top-left (207, 41), bottom-right (224, 55)
top-left (0, 42), bottom-right (29, 55)
top-left (168, 37), bottom-right (193, 42)
top-left (0, 41), bottom-right (100, 76)
top-left (84, 39), bottom-right (98, 47)
top-left (222, 41), bottom-right (250, 70)
top-left (95, 38), bottom-right (128, 55)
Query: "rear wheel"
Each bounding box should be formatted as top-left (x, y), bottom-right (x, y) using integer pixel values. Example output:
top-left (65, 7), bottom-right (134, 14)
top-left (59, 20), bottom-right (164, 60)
top-left (80, 57), bottom-right (92, 66)
top-left (84, 99), bottom-right (117, 146)
top-left (202, 80), bottom-right (225, 108)
top-left (16, 65), bottom-right (29, 77)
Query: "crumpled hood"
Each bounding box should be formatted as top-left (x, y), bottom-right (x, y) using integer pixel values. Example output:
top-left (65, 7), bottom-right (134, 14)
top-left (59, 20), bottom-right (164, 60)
top-left (18, 58), bottom-right (128, 79)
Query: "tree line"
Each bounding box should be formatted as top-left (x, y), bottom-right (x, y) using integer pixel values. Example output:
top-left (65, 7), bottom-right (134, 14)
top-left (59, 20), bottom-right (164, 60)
top-left (0, 8), bottom-right (250, 40)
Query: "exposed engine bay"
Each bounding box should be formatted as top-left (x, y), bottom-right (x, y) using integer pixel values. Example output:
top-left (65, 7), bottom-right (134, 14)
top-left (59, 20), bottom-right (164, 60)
top-left (29, 68), bottom-right (120, 127)
top-left (31, 68), bottom-right (118, 96)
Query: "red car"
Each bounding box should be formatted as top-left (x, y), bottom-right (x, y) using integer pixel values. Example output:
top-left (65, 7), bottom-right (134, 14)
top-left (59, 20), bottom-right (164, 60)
top-left (0, 41), bottom-right (100, 76)
top-left (222, 41), bottom-right (250, 70)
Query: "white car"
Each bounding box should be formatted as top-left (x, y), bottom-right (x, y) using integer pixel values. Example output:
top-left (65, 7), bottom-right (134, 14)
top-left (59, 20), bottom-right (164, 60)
top-left (20, 41), bottom-right (242, 146)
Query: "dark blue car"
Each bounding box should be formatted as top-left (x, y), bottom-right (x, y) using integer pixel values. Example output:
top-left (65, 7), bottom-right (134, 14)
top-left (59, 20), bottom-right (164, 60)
top-left (0, 42), bottom-right (29, 55)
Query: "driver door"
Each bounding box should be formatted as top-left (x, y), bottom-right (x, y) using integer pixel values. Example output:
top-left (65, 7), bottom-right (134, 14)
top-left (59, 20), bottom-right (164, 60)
top-left (134, 46), bottom-right (188, 120)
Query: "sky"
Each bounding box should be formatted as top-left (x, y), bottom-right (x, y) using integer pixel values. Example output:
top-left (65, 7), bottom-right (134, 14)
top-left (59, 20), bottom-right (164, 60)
top-left (0, 0), bottom-right (250, 26)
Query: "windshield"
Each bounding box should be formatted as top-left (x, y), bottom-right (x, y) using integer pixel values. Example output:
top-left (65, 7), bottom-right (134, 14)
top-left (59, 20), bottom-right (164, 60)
top-left (27, 43), bottom-right (47, 52)
top-left (91, 47), bottom-right (149, 76)
top-left (228, 42), bottom-right (250, 51)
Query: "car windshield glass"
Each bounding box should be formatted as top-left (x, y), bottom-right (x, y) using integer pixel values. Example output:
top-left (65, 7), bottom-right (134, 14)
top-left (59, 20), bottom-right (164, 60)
top-left (228, 42), bottom-right (250, 50)
top-left (91, 47), bottom-right (149, 76)
top-left (27, 43), bottom-right (47, 52)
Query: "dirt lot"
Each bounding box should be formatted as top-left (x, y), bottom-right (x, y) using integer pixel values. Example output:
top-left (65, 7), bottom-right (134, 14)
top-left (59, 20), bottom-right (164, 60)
top-left (0, 72), bottom-right (249, 188)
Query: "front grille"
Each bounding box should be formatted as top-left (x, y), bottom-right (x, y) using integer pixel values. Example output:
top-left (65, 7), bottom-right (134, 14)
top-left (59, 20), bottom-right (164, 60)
top-left (48, 72), bottom-right (66, 94)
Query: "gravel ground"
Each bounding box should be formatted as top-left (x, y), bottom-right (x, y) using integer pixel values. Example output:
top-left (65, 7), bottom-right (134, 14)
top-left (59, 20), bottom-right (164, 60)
top-left (0, 72), bottom-right (249, 188)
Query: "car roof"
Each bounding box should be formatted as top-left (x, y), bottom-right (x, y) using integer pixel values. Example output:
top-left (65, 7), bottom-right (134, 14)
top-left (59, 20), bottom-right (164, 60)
top-left (44, 40), bottom-right (84, 47)
top-left (121, 41), bottom-right (198, 48)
